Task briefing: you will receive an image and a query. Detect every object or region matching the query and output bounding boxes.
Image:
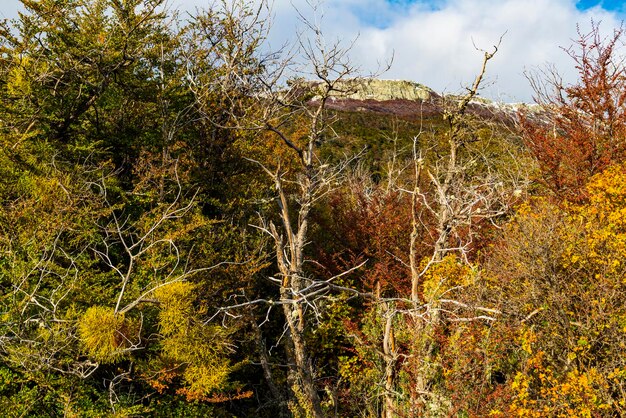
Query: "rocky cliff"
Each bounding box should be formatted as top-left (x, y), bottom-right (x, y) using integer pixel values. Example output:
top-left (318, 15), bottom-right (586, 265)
top-left (298, 78), bottom-right (538, 123)
top-left (341, 79), bottom-right (438, 101)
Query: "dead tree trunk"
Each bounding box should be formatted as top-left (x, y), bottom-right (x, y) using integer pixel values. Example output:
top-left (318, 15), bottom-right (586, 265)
top-left (269, 166), bottom-right (323, 418)
top-left (382, 303), bottom-right (398, 418)
top-left (406, 44), bottom-right (504, 415)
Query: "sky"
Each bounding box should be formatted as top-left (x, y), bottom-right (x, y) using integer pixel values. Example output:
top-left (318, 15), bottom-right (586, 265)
top-left (1, 0), bottom-right (625, 102)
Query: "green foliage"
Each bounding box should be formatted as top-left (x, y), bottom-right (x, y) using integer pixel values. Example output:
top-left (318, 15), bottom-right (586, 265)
top-left (0, 1), bottom-right (252, 415)
top-left (2, 0), bottom-right (625, 416)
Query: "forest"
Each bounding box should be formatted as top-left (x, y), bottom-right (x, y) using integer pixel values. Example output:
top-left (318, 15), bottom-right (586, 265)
top-left (2, 0), bottom-right (626, 417)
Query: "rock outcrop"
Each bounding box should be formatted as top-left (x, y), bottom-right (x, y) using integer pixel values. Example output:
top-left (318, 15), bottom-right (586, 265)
top-left (293, 78), bottom-right (536, 123)
top-left (342, 79), bottom-right (438, 101)
top-left (299, 78), bottom-right (438, 101)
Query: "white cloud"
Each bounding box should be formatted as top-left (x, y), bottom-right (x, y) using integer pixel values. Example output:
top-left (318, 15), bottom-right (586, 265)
top-left (252, 0), bottom-right (623, 102)
top-left (2, 0), bottom-right (624, 101)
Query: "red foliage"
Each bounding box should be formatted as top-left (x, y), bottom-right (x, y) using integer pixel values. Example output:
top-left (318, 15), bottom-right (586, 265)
top-left (314, 184), bottom-right (434, 296)
top-left (521, 22), bottom-right (626, 202)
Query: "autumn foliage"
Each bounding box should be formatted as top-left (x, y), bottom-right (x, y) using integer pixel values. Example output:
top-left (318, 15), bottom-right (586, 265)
top-left (521, 23), bottom-right (626, 202)
top-left (3, 1), bottom-right (626, 417)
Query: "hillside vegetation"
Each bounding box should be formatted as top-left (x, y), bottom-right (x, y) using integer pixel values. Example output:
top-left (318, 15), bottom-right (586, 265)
top-left (1, 1), bottom-right (626, 417)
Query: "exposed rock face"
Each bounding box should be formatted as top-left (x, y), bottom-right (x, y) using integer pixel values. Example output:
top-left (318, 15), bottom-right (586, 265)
top-left (296, 78), bottom-right (535, 124)
top-left (342, 79), bottom-right (438, 101)
top-left (299, 78), bottom-right (438, 102)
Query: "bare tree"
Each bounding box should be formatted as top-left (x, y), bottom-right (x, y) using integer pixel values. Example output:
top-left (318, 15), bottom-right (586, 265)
top-left (411, 41), bottom-right (509, 295)
top-left (402, 41), bottom-right (531, 415)
top-left (346, 41), bottom-right (528, 417)
top-left (184, 1), bottom-right (375, 416)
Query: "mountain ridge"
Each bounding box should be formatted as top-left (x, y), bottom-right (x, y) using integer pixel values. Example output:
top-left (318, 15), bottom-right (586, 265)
top-left (303, 78), bottom-right (538, 123)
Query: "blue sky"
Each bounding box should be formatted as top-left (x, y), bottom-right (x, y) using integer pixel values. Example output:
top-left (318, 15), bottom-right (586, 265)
top-left (576, 0), bottom-right (626, 11)
top-left (1, 0), bottom-right (625, 102)
top-left (379, 0), bottom-right (626, 12)
top-left (352, 0), bottom-right (626, 28)
top-left (385, 0), bottom-right (625, 9)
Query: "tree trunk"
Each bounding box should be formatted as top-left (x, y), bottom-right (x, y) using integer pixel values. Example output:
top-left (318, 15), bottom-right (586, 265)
top-left (271, 171), bottom-right (324, 418)
top-left (284, 305), bottom-right (324, 418)
top-left (254, 327), bottom-right (289, 417)
top-left (382, 303), bottom-right (397, 418)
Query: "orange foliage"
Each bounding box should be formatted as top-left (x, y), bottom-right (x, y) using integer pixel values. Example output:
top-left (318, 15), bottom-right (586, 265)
top-left (521, 23), bottom-right (626, 202)
top-left (176, 388), bottom-right (253, 403)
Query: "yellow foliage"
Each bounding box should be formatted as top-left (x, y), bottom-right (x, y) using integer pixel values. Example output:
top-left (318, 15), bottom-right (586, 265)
top-left (7, 57), bottom-right (33, 97)
top-left (154, 281), bottom-right (195, 336)
top-left (585, 162), bottom-right (626, 226)
top-left (421, 254), bottom-right (473, 301)
top-left (179, 363), bottom-right (231, 401)
top-left (154, 282), bottom-right (233, 400)
top-left (78, 306), bottom-right (132, 364)
top-left (510, 328), bottom-right (610, 417)
top-left (338, 355), bottom-right (377, 388)
top-left (518, 327), bottom-right (537, 355)
top-left (566, 162), bottom-right (626, 277)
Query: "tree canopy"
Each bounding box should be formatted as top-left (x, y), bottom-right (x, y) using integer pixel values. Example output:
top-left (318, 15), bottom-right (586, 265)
top-left (1, 1), bottom-right (625, 417)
